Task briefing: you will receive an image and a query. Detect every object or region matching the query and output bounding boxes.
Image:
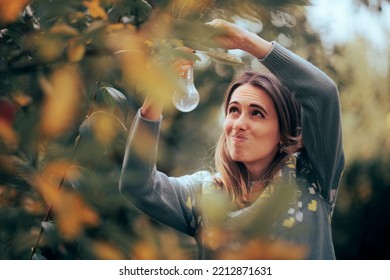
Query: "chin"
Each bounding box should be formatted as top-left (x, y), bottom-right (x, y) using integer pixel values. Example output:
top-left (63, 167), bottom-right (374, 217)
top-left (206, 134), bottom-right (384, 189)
top-left (230, 153), bottom-right (245, 163)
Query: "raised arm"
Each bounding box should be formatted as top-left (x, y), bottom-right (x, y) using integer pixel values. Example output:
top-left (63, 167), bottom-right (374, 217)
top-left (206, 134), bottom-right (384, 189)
top-left (261, 43), bottom-right (344, 206)
top-left (119, 55), bottom-right (204, 236)
top-left (119, 108), bottom-right (210, 236)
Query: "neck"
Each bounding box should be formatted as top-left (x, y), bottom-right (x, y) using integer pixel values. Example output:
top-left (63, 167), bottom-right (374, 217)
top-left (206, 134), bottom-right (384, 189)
top-left (245, 161), bottom-right (270, 182)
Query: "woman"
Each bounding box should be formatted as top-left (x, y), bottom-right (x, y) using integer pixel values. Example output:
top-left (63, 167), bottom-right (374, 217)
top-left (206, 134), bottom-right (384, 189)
top-left (119, 19), bottom-right (345, 259)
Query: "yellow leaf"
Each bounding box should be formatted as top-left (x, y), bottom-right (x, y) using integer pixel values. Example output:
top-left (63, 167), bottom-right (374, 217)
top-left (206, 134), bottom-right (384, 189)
top-left (132, 240), bottom-right (159, 260)
top-left (55, 192), bottom-right (99, 239)
top-left (93, 242), bottom-right (125, 260)
top-left (0, 155), bottom-right (18, 175)
top-left (41, 161), bottom-right (77, 182)
top-left (67, 38), bottom-right (86, 62)
top-left (89, 111), bottom-right (123, 146)
top-left (0, 119), bottom-right (18, 149)
top-left (22, 196), bottom-right (45, 215)
top-left (0, 0), bottom-right (29, 24)
top-left (203, 226), bottom-right (230, 251)
top-left (12, 91), bottom-right (32, 107)
top-left (50, 24), bottom-right (79, 36)
top-left (32, 161), bottom-right (99, 239)
top-left (106, 27), bottom-right (177, 110)
top-left (168, 0), bottom-right (212, 18)
top-left (83, 0), bottom-right (108, 20)
top-left (27, 33), bottom-right (65, 62)
top-left (39, 65), bottom-right (83, 138)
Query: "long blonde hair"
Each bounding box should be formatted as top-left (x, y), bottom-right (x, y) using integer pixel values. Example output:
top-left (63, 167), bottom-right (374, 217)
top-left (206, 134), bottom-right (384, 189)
top-left (214, 71), bottom-right (302, 205)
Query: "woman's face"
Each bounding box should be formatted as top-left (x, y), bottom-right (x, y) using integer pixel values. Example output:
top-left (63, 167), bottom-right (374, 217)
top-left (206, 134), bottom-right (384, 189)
top-left (224, 84), bottom-right (281, 179)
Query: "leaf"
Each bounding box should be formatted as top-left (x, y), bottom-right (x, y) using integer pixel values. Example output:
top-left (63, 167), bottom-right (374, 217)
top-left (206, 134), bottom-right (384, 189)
top-left (34, 171), bottom-right (100, 239)
top-left (0, 0), bottom-right (30, 25)
top-left (67, 38), bottom-right (86, 62)
top-left (173, 20), bottom-right (222, 50)
top-left (107, 0), bottom-right (152, 24)
top-left (132, 240), bottom-right (159, 260)
top-left (205, 49), bottom-right (245, 66)
top-left (78, 111), bottom-right (127, 146)
top-left (41, 221), bottom-right (56, 234)
top-left (49, 24), bottom-right (79, 37)
top-left (92, 241), bottom-right (125, 260)
top-left (32, 253), bottom-right (47, 260)
top-left (134, 0), bottom-right (153, 19)
top-left (168, 0), bottom-right (210, 19)
top-left (41, 221), bottom-right (61, 251)
top-left (39, 65), bottom-right (82, 138)
top-left (83, 0), bottom-right (108, 20)
top-left (96, 84), bottom-right (129, 121)
top-left (55, 192), bottom-right (99, 239)
top-left (66, 165), bottom-right (99, 191)
top-left (79, 20), bottom-right (108, 45)
top-left (4, 29), bottom-right (24, 47)
top-left (0, 119), bottom-right (19, 150)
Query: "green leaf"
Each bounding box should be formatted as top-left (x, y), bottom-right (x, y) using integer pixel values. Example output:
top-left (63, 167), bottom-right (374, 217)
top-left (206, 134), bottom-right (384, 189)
top-left (96, 84), bottom-right (129, 121)
top-left (32, 253), bottom-right (47, 260)
top-left (170, 48), bottom-right (200, 61)
top-left (78, 111), bottom-right (127, 148)
top-left (67, 165), bottom-right (100, 191)
top-left (173, 20), bottom-right (222, 50)
top-left (80, 21), bottom-right (108, 44)
top-left (4, 29), bottom-right (23, 47)
top-left (136, 0), bottom-right (153, 18)
top-left (107, 0), bottom-right (153, 25)
top-left (205, 49), bottom-right (245, 66)
top-left (41, 221), bottom-right (61, 251)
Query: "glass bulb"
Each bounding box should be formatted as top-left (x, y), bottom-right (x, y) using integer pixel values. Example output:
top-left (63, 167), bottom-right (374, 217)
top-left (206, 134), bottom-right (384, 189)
top-left (172, 66), bottom-right (199, 112)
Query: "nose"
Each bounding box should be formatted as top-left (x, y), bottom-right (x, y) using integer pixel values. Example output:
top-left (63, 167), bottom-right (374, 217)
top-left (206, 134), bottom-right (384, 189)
top-left (232, 114), bottom-right (248, 131)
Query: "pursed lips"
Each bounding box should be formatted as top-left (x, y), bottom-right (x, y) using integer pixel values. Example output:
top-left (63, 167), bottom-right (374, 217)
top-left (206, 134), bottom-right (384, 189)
top-left (231, 133), bottom-right (248, 142)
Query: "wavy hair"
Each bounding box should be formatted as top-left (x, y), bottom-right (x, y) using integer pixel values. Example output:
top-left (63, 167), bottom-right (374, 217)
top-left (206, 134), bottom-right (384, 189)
top-left (214, 70), bottom-right (302, 205)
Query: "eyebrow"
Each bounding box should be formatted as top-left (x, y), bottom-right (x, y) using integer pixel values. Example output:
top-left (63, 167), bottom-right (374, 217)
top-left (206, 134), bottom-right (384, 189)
top-left (228, 101), bottom-right (269, 116)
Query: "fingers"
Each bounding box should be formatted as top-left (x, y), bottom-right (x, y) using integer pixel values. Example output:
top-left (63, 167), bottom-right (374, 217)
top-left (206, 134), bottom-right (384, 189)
top-left (172, 58), bottom-right (194, 69)
top-left (175, 46), bottom-right (195, 53)
top-left (206, 18), bottom-right (227, 28)
top-left (170, 46), bottom-right (195, 74)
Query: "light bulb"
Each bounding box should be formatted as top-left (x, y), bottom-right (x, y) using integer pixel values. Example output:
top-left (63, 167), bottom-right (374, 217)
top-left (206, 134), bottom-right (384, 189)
top-left (172, 66), bottom-right (199, 112)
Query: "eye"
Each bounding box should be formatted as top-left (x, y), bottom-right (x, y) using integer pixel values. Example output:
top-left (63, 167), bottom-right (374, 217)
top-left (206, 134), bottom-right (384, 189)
top-left (228, 106), bottom-right (239, 114)
top-left (252, 110), bottom-right (265, 118)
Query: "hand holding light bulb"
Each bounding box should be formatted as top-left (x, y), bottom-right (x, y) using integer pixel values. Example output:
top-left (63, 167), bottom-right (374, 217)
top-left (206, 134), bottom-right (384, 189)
top-left (172, 65), bottom-right (199, 112)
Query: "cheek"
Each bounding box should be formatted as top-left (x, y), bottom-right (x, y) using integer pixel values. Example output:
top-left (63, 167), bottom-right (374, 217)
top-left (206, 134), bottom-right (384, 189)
top-left (269, 124), bottom-right (281, 144)
top-left (255, 123), bottom-right (280, 144)
top-left (223, 118), bottom-right (232, 135)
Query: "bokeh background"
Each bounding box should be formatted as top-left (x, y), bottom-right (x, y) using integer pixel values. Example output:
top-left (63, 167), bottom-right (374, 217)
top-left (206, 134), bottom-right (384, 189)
top-left (0, 0), bottom-right (389, 260)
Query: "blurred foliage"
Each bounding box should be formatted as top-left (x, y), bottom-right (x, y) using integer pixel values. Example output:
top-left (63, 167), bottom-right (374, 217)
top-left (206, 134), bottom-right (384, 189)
top-left (0, 0), bottom-right (389, 260)
top-left (333, 157), bottom-right (390, 259)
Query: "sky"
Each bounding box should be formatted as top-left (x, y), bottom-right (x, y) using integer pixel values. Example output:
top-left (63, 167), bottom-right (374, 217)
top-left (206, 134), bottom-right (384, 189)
top-left (306, 0), bottom-right (390, 75)
top-left (306, 0), bottom-right (390, 52)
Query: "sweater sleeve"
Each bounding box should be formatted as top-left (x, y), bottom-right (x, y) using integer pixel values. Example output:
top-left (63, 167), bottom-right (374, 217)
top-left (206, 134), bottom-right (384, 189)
top-left (261, 42), bottom-right (345, 206)
top-left (119, 109), bottom-right (207, 237)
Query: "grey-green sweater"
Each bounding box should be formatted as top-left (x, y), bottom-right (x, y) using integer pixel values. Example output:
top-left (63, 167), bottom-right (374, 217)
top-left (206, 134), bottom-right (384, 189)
top-left (119, 42), bottom-right (345, 260)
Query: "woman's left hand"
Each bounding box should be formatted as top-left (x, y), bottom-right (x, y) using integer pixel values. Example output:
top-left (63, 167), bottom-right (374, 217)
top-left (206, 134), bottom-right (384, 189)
top-left (207, 19), bottom-right (272, 59)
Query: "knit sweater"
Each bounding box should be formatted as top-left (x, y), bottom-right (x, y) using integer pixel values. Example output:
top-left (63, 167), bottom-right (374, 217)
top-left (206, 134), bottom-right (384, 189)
top-left (119, 42), bottom-right (345, 260)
